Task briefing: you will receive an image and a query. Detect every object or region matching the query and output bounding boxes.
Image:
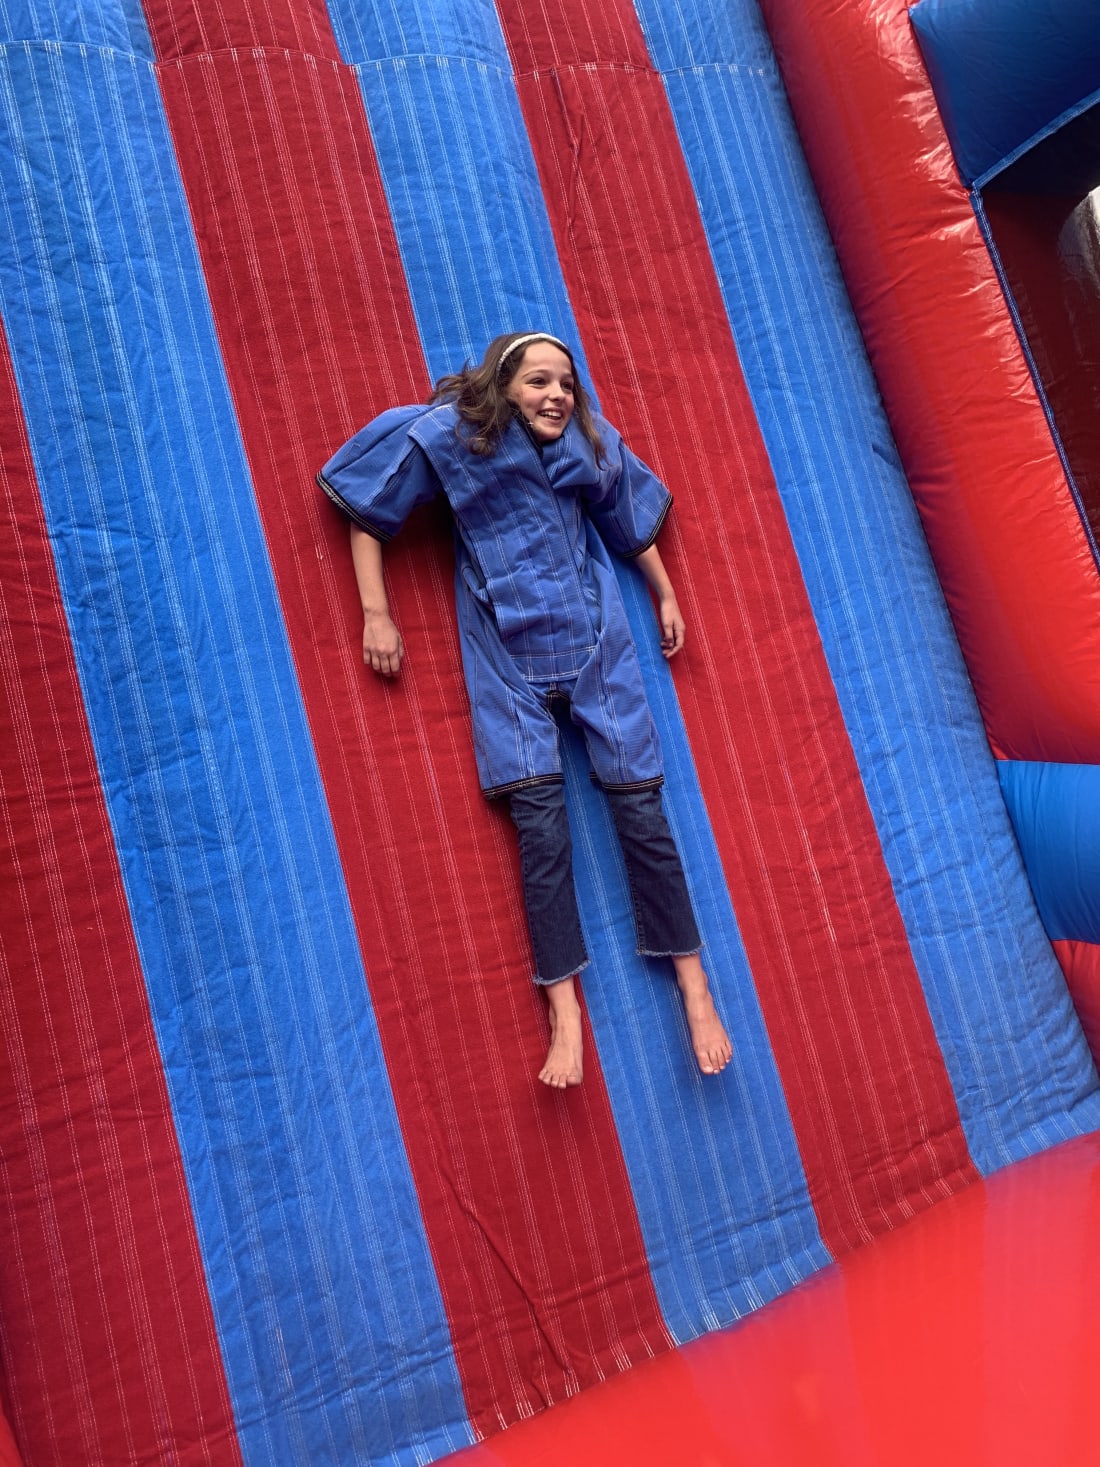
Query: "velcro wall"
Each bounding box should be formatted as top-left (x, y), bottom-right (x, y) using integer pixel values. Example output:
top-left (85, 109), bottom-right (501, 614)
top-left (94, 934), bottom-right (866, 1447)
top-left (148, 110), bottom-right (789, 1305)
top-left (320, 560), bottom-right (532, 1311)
top-left (1, 1), bottom-right (1097, 1464)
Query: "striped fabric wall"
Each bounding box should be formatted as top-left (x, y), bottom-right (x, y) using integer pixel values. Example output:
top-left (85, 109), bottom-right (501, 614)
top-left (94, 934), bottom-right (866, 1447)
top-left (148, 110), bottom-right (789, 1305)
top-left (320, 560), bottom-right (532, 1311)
top-left (0, 1), bottom-right (1097, 1464)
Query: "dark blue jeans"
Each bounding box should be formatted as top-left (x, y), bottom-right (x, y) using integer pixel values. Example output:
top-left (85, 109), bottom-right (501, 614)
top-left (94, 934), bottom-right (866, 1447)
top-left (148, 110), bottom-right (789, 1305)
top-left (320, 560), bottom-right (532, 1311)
top-left (507, 782), bottom-right (701, 985)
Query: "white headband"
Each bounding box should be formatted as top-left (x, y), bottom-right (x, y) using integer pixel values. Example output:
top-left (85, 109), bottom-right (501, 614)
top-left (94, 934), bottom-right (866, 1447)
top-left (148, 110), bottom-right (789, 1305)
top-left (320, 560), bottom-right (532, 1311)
top-left (498, 332), bottom-right (570, 371)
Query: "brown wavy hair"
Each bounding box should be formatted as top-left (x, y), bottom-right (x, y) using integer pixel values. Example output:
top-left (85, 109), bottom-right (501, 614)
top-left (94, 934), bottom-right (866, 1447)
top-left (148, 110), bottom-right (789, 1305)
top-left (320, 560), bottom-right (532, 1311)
top-left (430, 332), bottom-right (605, 464)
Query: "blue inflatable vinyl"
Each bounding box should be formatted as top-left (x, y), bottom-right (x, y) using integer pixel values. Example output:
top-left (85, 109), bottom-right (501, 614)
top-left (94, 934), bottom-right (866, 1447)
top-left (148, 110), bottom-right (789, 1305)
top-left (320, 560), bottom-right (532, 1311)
top-left (998, 761), bottom-right (1100, 942)
top-left (910, 0), bottom-right (1100, 185)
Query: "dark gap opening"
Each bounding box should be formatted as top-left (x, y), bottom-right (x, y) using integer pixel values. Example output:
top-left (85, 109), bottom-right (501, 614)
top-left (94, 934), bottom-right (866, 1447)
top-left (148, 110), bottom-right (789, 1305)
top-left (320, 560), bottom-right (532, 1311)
top-left (981, 103), bottom-right (1100, 543)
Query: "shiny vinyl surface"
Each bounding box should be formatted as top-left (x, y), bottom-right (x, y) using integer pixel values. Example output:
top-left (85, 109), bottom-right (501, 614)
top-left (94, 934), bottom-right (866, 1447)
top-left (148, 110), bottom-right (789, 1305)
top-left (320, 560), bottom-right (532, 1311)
top-left (448, 1133), bottom-right (1100, 1467)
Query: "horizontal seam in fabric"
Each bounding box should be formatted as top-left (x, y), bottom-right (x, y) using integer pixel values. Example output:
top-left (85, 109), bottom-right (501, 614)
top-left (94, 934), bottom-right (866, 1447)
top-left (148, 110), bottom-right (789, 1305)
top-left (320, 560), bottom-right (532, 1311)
top-left (0, 38), bottom-right (155, 61)
top-left (348, 54), bottom-right (510, 74)
top-left (652, 62), bottom-right (773, 78)
top-left (519, 62), bottom-right (658, 80)
top-left (484, 773), bottom-right (565, 800)
top-left (155, 46), bottom-right (344, 69)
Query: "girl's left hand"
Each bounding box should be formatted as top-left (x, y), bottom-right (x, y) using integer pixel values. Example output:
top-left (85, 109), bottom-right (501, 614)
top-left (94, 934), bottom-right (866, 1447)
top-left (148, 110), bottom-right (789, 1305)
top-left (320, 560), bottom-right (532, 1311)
top-left (658, 593), bottom-right (685, 658)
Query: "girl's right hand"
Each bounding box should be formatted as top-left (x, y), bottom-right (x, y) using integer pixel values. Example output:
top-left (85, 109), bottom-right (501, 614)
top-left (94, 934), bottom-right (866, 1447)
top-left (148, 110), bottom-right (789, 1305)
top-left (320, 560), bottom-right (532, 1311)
top-left (363, 610), bottom-right (404, 678)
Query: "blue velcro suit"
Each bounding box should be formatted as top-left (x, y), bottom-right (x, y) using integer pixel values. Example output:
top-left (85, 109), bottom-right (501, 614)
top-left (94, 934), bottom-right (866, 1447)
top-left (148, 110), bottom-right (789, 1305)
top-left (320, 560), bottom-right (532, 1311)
top-left (319, 403), bottom-right (671, 797)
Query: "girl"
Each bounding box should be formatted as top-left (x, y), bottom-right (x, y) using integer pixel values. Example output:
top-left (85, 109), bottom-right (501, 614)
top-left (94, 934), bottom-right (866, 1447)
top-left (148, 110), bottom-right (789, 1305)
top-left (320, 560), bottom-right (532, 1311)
top-left (318, 332), bottom-right (731, 1087)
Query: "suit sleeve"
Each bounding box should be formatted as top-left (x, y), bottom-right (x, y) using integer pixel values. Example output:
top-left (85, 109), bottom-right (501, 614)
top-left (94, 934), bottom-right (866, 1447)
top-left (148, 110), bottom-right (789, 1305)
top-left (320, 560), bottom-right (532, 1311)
top-left (317, 405), bottom-right (440, 541)
top-left (582, 416), bottom-right (672, 558)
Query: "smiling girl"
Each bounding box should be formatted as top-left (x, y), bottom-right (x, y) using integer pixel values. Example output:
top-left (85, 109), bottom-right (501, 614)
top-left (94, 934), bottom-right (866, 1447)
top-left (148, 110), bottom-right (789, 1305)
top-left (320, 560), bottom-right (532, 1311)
top-left (318, 331), bottom-right (731, 1087)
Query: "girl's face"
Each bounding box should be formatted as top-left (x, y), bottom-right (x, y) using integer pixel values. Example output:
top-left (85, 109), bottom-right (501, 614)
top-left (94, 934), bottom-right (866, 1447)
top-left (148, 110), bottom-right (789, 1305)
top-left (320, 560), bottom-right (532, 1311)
top-left (505, 343), bottom-right (575, 443)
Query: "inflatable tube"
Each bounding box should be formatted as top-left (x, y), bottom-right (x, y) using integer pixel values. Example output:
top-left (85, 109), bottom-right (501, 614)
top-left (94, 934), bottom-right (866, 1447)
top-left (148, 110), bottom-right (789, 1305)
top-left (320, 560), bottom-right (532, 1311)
top-left (757, 0), bottom-right (1100, 764)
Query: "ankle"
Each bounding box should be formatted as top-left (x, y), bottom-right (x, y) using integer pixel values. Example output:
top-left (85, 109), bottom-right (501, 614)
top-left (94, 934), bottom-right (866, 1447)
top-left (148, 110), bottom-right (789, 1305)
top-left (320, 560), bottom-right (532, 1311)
top-left (546, 976), bottom-right (581, 1016)
top-left (673, 955), bottom-right (708, 993)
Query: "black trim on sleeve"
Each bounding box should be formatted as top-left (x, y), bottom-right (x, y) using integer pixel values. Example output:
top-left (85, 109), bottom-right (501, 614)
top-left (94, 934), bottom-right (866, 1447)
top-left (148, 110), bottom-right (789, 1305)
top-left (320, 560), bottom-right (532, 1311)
top-left (620, 493), bottom-right (672, 559)
top-left (316, 472), bottom-right (393, 542)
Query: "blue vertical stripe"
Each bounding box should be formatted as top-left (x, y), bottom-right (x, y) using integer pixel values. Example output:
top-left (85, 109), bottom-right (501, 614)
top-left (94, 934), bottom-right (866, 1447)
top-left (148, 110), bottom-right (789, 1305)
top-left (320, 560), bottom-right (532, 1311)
top-left (326, 0), bottom-right (829, 1344)
top-left (633, 0), bottom-right (1100, 1168)
top-left (0, 0), bottom-right (152, 52)
top-left (0, 26), bottom-right (470, 1467)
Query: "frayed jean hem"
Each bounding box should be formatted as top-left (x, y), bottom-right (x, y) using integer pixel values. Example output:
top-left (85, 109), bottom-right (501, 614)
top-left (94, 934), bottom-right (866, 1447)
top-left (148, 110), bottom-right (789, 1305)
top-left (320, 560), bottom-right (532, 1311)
top-left (637, 945), bottom-right (703, 959)
top-left (533, 958), bottom-right (590, 988)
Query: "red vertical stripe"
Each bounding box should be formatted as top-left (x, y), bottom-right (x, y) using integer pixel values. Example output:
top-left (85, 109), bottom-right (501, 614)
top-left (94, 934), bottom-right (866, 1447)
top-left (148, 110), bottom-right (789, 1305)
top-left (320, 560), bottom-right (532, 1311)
top-left (0, 330), bottom-right (242, 1461)
top-left (148, 0), bottom-right (338, 60)
top-left (497, 0), bottom-right (978, 1252)
top-left (144, 0), bottom-right (670, 1434)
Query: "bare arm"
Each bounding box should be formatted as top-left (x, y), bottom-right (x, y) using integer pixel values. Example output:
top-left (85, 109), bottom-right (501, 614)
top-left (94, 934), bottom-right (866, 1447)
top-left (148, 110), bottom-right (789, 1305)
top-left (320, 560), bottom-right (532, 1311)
top-left (632, 543), bottom-right (685, 659)
top-left (350, 523), bottom-right (404, 677)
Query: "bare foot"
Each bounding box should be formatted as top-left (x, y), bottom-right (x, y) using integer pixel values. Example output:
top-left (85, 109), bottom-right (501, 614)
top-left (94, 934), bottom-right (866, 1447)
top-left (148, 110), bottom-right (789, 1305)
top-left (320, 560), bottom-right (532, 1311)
top-left (540, 977), bottom-right (584, 1088)
top-left (673, 955), bottom-right (732, 1076)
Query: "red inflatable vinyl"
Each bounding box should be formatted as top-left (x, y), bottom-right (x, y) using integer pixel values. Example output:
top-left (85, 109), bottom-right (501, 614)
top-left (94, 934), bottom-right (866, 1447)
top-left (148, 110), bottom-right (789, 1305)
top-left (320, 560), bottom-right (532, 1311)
top-left (443, 1132), bottom-right (1100, 1467)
